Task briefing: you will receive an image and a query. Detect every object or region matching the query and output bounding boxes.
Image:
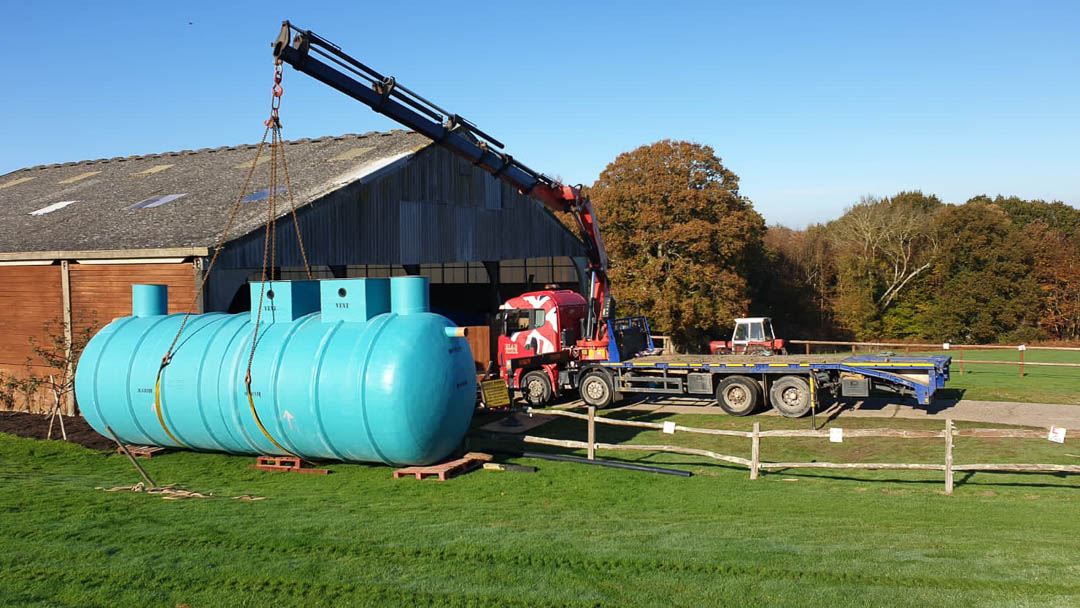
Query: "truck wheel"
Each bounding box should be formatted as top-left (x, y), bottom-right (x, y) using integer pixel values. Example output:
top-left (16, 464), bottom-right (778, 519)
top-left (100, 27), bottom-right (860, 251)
top-left (715, 376), bottom-right (761, 416)
top-left (521, 370), bottom-right (553, 406)
top-left (769, 375), bottom-right (812, 418)
top-left (579, 370), bottom-right (615, 408)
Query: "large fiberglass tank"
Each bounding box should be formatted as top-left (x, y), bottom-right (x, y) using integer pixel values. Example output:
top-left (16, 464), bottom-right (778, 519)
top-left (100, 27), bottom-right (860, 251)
top-left (74, 277), bottom-right (475, 466)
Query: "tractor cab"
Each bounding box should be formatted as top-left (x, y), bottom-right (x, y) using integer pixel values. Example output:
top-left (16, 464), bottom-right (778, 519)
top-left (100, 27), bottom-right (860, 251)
top-left (709, 317), bottom-right (787, 355)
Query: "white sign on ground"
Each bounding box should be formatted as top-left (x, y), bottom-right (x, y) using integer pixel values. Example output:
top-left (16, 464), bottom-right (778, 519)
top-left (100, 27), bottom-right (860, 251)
top-left (1048, 426), bottom-right (1067, 444)
top-left (662, 421), bottom-right (676, 434)
top-left (830, 428), bottom-right (843, 443)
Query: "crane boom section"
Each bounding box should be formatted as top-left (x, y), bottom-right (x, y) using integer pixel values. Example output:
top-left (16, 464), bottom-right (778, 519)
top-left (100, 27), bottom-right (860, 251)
top-left (272, 21), bottom-right (610, 341)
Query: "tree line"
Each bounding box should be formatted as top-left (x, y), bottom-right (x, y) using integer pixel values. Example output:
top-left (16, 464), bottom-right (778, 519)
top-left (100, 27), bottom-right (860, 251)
top-left (587, 140), bottom-right (1080, 351)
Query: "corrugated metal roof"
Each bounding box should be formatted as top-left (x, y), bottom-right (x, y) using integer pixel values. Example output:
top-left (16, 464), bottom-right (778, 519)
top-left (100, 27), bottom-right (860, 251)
top-left (0, 131), bottom-right (429, 253)
top-left (0, 131), bottom-right (587, 267)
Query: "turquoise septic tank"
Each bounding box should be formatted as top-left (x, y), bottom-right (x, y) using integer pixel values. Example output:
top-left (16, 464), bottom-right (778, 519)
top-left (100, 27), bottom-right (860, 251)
top-left (74, 277), bottom-right (475, 466)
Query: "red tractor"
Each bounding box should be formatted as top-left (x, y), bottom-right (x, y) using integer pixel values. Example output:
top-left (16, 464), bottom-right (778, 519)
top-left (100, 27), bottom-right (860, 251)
top-left (709, 317), bottom-right (787, 356)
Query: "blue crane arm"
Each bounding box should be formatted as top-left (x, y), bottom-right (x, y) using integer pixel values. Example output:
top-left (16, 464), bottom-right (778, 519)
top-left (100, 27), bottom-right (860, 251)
top-left (271, 20), bottom-right (612, 342)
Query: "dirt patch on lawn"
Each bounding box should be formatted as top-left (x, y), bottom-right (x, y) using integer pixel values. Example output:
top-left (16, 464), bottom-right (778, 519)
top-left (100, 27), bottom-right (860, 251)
top-left (0, 411), bottom-right (114, 451)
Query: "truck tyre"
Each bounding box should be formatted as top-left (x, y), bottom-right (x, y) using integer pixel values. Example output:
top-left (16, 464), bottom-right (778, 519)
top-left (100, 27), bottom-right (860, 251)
top-left (715, 376), bottom-right (761, 416)
top-left (769, 375), bottom-right (812, 418)
top-left (579, 370), bottom-right (616, 408)
top-left (521, 370), bottom-right (553, 406)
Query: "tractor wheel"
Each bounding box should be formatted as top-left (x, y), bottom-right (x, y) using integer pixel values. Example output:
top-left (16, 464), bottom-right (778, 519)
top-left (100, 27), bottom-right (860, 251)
top-left (579, 370), bottom-right (616, 408)
top-left (769, 375), bottom-right (812, 418)
top-left (715, 376), bottom-right (761, 416)
top-left (521, 370), bottom-right (553, 406)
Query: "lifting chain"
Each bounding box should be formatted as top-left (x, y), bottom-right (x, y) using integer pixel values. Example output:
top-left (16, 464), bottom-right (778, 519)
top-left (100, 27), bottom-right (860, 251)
top-left (153, 60), bottom-right (311, 456)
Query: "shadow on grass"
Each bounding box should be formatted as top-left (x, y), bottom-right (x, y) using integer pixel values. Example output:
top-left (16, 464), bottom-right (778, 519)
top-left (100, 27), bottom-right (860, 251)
top-left (813, 391), bottom-right (966, 420)
top-left (765, 469), bottom-right (1080, 490)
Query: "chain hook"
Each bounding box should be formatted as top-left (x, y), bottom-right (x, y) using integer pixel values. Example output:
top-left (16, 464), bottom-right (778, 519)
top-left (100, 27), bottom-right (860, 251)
top-left (273, 61), bottom-right (284, 97)
top-left (267, 60), bottom-right (283, 126)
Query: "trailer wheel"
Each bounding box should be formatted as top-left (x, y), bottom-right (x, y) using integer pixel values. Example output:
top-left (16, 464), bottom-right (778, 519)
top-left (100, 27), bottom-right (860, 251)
top-left (579, 370), bottom-right (615, 408)
top-left (769, 375), bottom-right (812, 418)
top-left (715, 376), bottom-right (761, 416)
top-left (521, 370), bottom-right (553, 406)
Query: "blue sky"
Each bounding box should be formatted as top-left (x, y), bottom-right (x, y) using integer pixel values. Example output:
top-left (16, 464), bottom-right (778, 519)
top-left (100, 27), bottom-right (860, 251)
top-left (4, 1), bottom-right (1078, 227)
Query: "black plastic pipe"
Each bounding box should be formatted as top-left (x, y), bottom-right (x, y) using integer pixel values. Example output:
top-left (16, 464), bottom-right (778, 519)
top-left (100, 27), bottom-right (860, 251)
top-left (516, 450), bottom-right (692, 477)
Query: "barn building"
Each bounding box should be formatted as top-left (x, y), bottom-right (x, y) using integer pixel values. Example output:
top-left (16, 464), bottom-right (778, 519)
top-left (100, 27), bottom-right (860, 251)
top-left (0, 130), bottom-right (585, 412)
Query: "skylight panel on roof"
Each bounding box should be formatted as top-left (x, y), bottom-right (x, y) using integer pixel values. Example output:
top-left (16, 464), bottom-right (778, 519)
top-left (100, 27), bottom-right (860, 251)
top-left (130, 164), bottom-right (174, 177)
top-left (0, 176), bottom-right (35, 189)
top-left (234, 157), bottom-right (270, 169)
top-left (58, 171), bottom-right (101, 184)
top-left (329, 147), bottom-right (375, 162)
top-left (127, 194), bottom-right (186, 210)
top-left (242, 186), bottom-right (288, 203)
top-left (30, 201), bottom-right (77, 216)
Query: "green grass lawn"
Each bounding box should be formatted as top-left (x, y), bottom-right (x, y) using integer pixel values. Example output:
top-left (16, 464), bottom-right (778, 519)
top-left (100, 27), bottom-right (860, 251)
top-left (3, 411), bottom-right (1079, 607)
top-left (915, 348), bottom-right (1080, 405)
top-left (832, 346), bottom-right (1080, 405)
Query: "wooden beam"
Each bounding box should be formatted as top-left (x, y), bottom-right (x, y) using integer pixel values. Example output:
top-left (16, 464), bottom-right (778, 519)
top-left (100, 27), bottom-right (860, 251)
top-left (0, 247), bottom-right (209, 263)
top-left (587, 406), bottom-right (596, 461)
top-left (945, 419), bottom-right (954, 495)
top-left (750, 422), bottom-right (760, 480)
top-left (758, 462), bottom-right (946, 471)
top-left (192, 258), bottom-right (205, 314)
top-left (60, 261), bottom-right (74, 416)
top-left (526, 407), bottom-right (751, 437)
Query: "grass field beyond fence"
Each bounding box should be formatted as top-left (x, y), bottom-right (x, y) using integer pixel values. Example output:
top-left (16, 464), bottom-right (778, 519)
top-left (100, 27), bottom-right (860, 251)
top-left (798, 343), bottom-right (1080, 405)
top-left (915, 348), bottom-right (1080, 405)
top-left (2, 412), bottom-right (1079, 607)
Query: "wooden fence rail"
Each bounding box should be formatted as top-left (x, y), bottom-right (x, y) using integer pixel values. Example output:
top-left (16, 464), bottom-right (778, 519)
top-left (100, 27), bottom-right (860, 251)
top-left (515, 408), bottom-right (1078, 494)
top-left (788, 339), bottom-right (1080, 377)
top-left (788, 339), bottom-right (1080, 352)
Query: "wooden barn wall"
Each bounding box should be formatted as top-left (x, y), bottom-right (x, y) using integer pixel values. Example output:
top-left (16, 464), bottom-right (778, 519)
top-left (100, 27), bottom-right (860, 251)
top-left (462, 325), bottom-right (492, 374)
top-left (69, 263), bottom-right (197, 336)
top-left (0, 265), bottom-right (64, 411)
top-left (214, 146), bottom-right (586, 269)
top-left (0, 262), bottom-right (196, 413)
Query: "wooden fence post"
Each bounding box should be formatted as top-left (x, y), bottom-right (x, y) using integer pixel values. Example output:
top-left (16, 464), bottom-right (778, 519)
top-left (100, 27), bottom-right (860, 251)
top-left (750, 422), bottom-right (760, 480)
top-left (805, 343), bottom-right (810, 356)
top-left (958, 348), bottom-right (964, 375)
top-left (587, 406), bottom-right (596, 460)
top-left (1019, 347), bottom-right (1025, 378)
top-left (851, 344), bottom-right (857, 354)
top-left (944, 419), bottom-right (954, 495)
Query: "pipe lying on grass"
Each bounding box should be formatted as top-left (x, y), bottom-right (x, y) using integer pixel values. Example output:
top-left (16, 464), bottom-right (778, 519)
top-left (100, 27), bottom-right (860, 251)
top-left (488, 447), bottom-right (691, 477)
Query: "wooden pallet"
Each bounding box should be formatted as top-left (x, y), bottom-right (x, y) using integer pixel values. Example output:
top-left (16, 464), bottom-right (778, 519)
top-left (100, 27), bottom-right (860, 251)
top-left (249, 455), bottom-right (330, 475)
top-left (118, 445), bottom-right (168, 459)
top-left (393, 454), bottom-right (490, 481)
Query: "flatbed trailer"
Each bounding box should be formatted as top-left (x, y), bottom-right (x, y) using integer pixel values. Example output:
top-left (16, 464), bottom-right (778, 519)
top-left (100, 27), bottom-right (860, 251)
top-left (570, 323), bottom-right (952, 417)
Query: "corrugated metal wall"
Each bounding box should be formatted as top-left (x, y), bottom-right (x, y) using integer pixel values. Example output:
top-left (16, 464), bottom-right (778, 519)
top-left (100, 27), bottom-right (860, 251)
top-left (215, 145), bottom-right (585, 269)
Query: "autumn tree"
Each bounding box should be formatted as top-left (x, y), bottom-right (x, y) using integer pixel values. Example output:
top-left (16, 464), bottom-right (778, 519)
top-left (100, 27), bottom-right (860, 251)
top-left (590, 140), bottom-right (765, 351)
top-left (977, 194), bottom-right (1080, 237)
top-left (755, 224), bottom-right (835, 338)
top-left (925, 201), bottom-right (1040, 343)
top-left (827, 191), bottom-right (942, 339)
top-left (1025, 220), bottom-right (1080, 340)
